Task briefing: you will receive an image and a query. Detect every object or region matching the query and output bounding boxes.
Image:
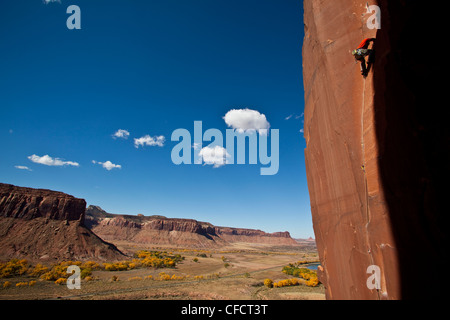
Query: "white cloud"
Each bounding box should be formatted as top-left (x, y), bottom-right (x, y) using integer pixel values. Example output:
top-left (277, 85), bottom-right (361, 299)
top-left (28, 154), bottom-right (79, 167)
top-left (295, 112), bottom-right (304, 119)
top-left (285, 114), bottom-right (293, 120)
top-left (299, 128), bottom-right (304, 133)
top-left (198, 146), bottom-right (230, 168)
top-left (43, 0), bottom-right (61, 4)
top-left (223, 108), bottom-right (270, 134)
top-left (192, 142), bottom-right (201, 150)
top-left (15, 165), bottom-right (31, 171)
top-left (134, 135), bottom-right (165, 148)
top-left (112, 129), bottom-right (130, 139)
top-left (93, 160), bottom-right (121, 171)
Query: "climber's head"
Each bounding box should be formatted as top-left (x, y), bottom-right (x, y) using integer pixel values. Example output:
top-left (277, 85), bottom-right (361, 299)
top-left (352, 49), bottom-right (364, 61)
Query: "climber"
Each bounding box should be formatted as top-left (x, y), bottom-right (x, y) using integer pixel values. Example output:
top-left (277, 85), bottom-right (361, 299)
top-left (352, 38), bottom-right (375, 77)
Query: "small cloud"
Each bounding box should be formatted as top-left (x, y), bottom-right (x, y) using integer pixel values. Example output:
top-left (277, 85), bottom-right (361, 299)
top-left (28, 154), bottom-right (79, 167)
top-left (94, 160), bottom-right (121, 171)
top-left (295, 112), bottom-right (304, 119)
top-left (43, 0), bottom-right (61, 4)
top-left (134, 135), bottom-right (165, 148)
top-left (223, 108), bottom-right (270, 135)
top-left (299, 128), bottom-right (304, 133)
top-left (112, 129), bottom-right (130, 139)
top-left (286, 113), bottom-right (304, 120)
top-left (15, 165), bottom-right (32, 171)
top-left (192, 142), bottom-right (201, 150)
top-left (198, 146), bottom-right (230, 168)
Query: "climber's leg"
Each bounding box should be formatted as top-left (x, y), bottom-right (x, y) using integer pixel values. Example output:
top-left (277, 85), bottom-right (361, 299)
top-left (360, 59), bottom-right (368, 77)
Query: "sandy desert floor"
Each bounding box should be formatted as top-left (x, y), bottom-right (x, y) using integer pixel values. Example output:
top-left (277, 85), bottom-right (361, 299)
top-left (0, 242), bottom-right (325, 300)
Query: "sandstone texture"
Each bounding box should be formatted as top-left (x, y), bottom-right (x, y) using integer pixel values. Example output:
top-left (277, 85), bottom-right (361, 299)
top-left (303, 1), bottom-right (446, 299)
top-left (0, 183), bottom-right (86, 222)
top-left (86, 205), bottom-right (297, 248)
top-left (0, 183), bottom-right (124, 262)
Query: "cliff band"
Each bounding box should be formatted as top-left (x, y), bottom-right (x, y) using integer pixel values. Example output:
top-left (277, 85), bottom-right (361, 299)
top-left (85, 205), bottom-right (297, 248)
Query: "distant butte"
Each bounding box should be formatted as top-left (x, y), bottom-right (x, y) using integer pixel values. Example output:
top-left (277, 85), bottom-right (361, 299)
top-left (85, 205), bottom-right (298, 248)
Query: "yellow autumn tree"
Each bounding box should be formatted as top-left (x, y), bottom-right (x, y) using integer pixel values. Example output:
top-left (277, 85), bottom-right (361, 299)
top-left (264, 279), bottom-right (273, 288)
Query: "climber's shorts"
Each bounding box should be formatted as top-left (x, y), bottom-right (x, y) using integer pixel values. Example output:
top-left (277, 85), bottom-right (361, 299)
top-left (352, 48), bottom-right (371, 60)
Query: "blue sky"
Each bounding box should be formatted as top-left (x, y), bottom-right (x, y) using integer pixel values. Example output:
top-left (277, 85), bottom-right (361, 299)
top-left (0, 0), bottom-right (312, 238)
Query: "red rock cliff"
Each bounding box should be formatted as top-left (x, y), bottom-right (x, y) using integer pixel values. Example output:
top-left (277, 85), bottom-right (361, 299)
top-left (0, 183), bottom-right (86, 222)
top-left (86, 206), bottom-right (297, 248)
top-left (0, 183), bottom-right (124, 261)
top-left (303, 1), bottom-right (446, 299)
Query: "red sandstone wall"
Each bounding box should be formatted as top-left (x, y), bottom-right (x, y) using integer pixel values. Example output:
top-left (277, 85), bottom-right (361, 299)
top-left (302, 0), bottom-right (399, 299)
top-left (303, 0), bottom-right (447, 300)
top-left (0, 183), bottom-right (86, 222)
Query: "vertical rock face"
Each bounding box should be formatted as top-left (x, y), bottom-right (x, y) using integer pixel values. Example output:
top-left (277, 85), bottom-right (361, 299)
top-left (303, 1), bottom-right (446, 299)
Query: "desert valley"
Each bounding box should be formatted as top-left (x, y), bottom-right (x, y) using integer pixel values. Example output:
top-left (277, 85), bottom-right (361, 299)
top-left (0, 183), bottom-right (324, 300)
